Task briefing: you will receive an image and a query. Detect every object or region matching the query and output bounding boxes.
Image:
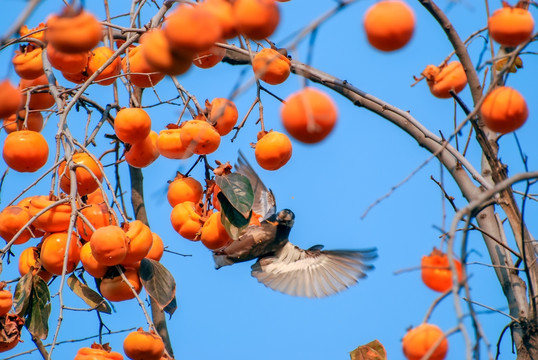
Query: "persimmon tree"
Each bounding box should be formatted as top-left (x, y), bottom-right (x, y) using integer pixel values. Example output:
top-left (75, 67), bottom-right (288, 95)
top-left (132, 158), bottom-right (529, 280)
top-left (0, 0), bottom-right (536, 360)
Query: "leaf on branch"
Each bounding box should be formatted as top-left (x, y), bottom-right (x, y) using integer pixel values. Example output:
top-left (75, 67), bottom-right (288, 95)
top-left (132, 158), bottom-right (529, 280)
top-left (13, 272), bottom-right (33, 316)
top-left (26, 276), bottom-right (51, 340)
top-left (139, 258), bottom-right (176, 311)
top-left (163, 296), bottom-right (177, 317)
top-left (220, 211), bottom-right (243, 241)
top-left (349, 340), bottom-right (387, 360)
top-left (67, 274), bottom-right (111, 314)
top-left (215, 172), bottom-right (254, 220)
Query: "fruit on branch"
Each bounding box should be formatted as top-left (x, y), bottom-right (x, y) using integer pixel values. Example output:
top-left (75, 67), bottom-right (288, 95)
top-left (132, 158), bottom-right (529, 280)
top-left (122, 220), bottom-right (153, 265)
top-left (123, 328), bottom-right (165, 360)
top-left (233, 0), bottom-right (280, 40)
top-left (480, 86), bottom-right (528, 134)
top-left (16, 197), bottom-right (46, 238)
top-left (170, 201), bottom-right (203, 241)
top-left (76, 202), bottom-right (118, 242)
top-left (90, 225), bottom-right (129, 266)
top-left (252, 48), bottom-right (291, 85)
top-left (488, 6), bottom-right (534, 47)
top-left (2, 130), bottom-right (49, 172)
top-left (12, 45), bottom-right (44, 80)
top-left (193, 42), bottom-right (227, 69)
top-left (80, 242), bottom-right (109, 278)
top-left (402, 323), bottom-right (448, 360)
top-left (421, 61), bottom-right (467, 99)
top-left (254, 130), bottom-right (292, 170)
top-left (140, 29), bottom-right (193, 76)
top-left (0, 284), bottom-right (12, 317)
top-left (19, 74), bottom-right (55, 110)
top-left (85, 188), bottom-right (106, 205)
top-left (167, 175), bottom-right (204, 208)
top-left (125, 131), bottom-right (160, 168)
top-left (58, 152), bottom-right (104, 196)
top-left (45, 44), bottom-right (90, 74)
top-left (74, 342), bottom-right (124, 360)
top-left (145, 232), bottom-right (164, 261)
top-left (281, 87), bottom-right (338, 144)
top-left (208, 98), bottom-right (238, 136)
top-left (180, 119), bottom-right (221, 155)
top-left (82, 46), bottom-right (122, 86)
top-left (201, 0), bottom-right (238, 39)
top-left (200, 211), bottom-right (232, 250)
top-left (0, 80), bottom-right (22, 118)
top-left (45, 7), bottom-right (103, 53)
top-left (156, 127), bottom-right (193, 159)
top-left (421, 248), bottom-right (463, 292)
top-left (0, 206), bottom-right (33, 245)
top-left (27, 195), bottom-right (72, 233)
top-left (19, 23), bottom-right (46, 42)
top-left (40, 231), bottom-right (81, 275)
top-left (363, 0), bottom-right (415, 52)
top-left (3, 110), bottom-right (44, 133)
top-left (114, 107), bottom-right (152, 144)
top-left (99, 267), bottom-right (142, 302)
top-left (122, 45), bottom-right (165, 88)
top-left (18, 246), bottom-right (53, 282)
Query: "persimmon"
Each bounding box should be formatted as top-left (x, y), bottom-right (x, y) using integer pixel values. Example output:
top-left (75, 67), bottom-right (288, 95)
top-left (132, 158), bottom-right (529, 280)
top-left (86, 47), bottom-right (122, 86)
top-left (156, 127), bottom-right (193, 159)
top-left (90, 225), bottom-right (129, 266)
top-left (122, 220), bottom-right (153, 265)
top-left (123, 328), bottom-right (165, 360)
top-left (167, 175), bottom-right (204, 207)
top-left (122, 45), bottom-right (165, 88)
top-left (58, 152), bottom-right (104, 196)
top-left (19, 23), bottom-right (46, 42)
top-left (255, 131), bottom-right (292, 170)
top-left (233, 0), bottom-right (280, 40)
top-left (3, 110), bottom-right (43, 133)
top-left (40, 232), bottom-right (81, 275)
top-left (28, 195), bottom-right (72, 233)
top-left (19, 74), bottom-right (55, 110)
top-left (80, 242), bottom-right (109, 278)
top-left (0, 284), bottom-right (12, 316)
top-left (3, 130), bottom-right (49, 172)
top-left (12, 45), bottom-right (44, 80)
top-left (164, 5), bottom-right (222, 56)
top-left (170, 201), bottom-right (202, 241)
top-left (114, 107), bottom-right (152, 144)
top-left (18, 246), bottom-right (53, 282)
top-left (0, 206), bottom-right (33, 245)
top-left (402, 323), bottom-right (448, 360)
top-left (281, 87), bottom-right (338, 144)
top-left (363, 0), bottom-right (415, 51)
top-left (193, 43), bottom-right (227, 69)
top-left (252, 48), bottom-right (291, 85)
top-left (422, 61), bottom-right (467, 99)
top-left (85, 188), bottom-right (106, 205)
top-left (180, 119), bottom-right (221, 155)
top-left (488, 6), bottom-right (534, 47)
top-left (480, 86), bottom-right (528, 134)
top-left (74, 343), bottom-right (124, 360)
top-left (99, 267), bottom-right (142, 302)
top-left (46, 44), bottom-right (90, 74)
top-left (421, 248), bottom-right (463, 292)
top-left (208, 98), bottom-right (238, 136)
top-left (201, 0), bottom-right (238, 39)
top-left (0, 80), bottom-right (23, 118)
top-left (140, 29), bottom-right (193, 76)
top-left (46, 7), bottom-right (103, 53)
top-left (16, 196), bottom-right (45, 238)
top-left (146, 232), bottom-right (164, 261)
top-left (200, 212), bottom-right (232, 250)
top-left (76, 202), bottom-right (118, 241)
top-left (125, 131), bottom-right (160, 168)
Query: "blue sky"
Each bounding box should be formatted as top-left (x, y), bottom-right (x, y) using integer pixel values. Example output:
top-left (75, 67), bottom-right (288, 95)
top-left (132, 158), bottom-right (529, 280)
top-left (1, 0), bottom-right (537, 359)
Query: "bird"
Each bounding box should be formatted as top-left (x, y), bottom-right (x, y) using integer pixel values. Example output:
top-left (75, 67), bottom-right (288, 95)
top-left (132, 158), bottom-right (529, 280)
top-left (212, 152), bottom-right (377, 298)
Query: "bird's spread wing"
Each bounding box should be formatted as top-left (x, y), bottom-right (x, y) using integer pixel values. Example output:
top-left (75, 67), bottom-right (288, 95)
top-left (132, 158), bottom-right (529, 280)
top-left (251, 242), bottom-right (377, 298)
top-left (235, 150), bottom-right (276, 220)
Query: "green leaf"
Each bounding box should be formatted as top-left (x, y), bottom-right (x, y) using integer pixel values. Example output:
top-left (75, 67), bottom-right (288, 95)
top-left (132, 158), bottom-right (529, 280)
top-left (13, 272), bottom-right (33, 316)
top-left (139, 258), bottom-right (176, 311)
top-left (350, 340), bottom-right (387, 360)
top-left (217, 192), bottom-right (251, 230)
top-left (67, 274), bottom-right (111, 314)
top-left (220, 211), bottom-right (243, 241)
top-left (215, 173), bottom-right (254, 218)
top-left (26, 276), bottom-right (51, 340)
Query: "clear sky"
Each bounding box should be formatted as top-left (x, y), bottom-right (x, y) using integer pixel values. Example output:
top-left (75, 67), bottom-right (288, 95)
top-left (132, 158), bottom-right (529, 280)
top-left (1, 0), bottom-right (537, 359)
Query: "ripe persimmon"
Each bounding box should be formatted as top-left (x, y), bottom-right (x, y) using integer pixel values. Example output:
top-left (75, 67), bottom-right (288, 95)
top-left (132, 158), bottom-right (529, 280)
top-left (40, 232), bottom-right (81, 275)
top-left (480, 86), bottom-right (528, 134)
top-left (255, 131), bottom-right (292, 170)
top-left (193, 43), bottom-right (227, 69)
top-left (421, 248), bottom-right (463, 292)
top-left (140, 29), bottom-right (193, 76)
top-left (402, 323), bottom-right (448, 360)
top-left (45, 44), bottom-right (90, 74)
top-left (86, 47), bottom-right (122, 86)
top-left (46, 7), bottom-right (103, 53)
top-left (0, 284), bottom-right (12, 316)
top-left (99, 267), bottom-right (142, 302)
top-left (209, 98), bottom-right (238, 136)
top-left (200, 211), bottom-right (232, 250)
top-left (170, 201), bottom-right (202, 241)
top-left (201, 0), bottom-right (238, 39)
top-left (58, 152), bottom-right (104, 196)
top-left (85, 188), bottom-right (106, 205)
top-left (74, 343), bottom-right (124, 360)
top-left (0, 80), bottom-right (23, 118)
top-left (90, 225), bottom-right (129, 266)
top-left (76, 202), bottom-right (118, 242)
top-left (0, 206), bottom-right (33, 245)
top-left (80, 242), bottom-right (109, 278)
top-left (145, 232), bottom-right (164, 261)
top-left (12, 46), bottom-right (44, 80)
top-left (363, 0), bottom-right (415, 51)
top-left (122, 220), bottom-right (153, 265)
top-left (3, 110), bottom-right (43, 134)
top-left (18, 246), bottom-right (53, 282)
top-left (114, 107), bottom-right (152, 144)
top-left (19, 23), bottom-right (46, 42)
top-left (233, 0), bottom-right (280, 40)
top-left (167, 175), bottom-right (204, 207)
top-left (488, 6), bottom-right (534, 47)
top-left (281, 87), bottom-right (338, 143)
top-left (156, 127), bottom-right (193, 159)
top-left (422, 61), bottom-right (467, 99)
top-left (123, 328), bottom-right (165, 360)
top-left (16, 196), bottom-right (45, 238)
top-left (180, 119), bottom-right (221, 155)
top-left (28, 195), bottom-right (72, 233)
top-left (3, 130), bottom-right (49, 172)
top-left (252, 48), bottom-right (291, 85)
top-left (19, 75), bottom-right (55, 110)
top-left (122, 45), bottom-right (165, 88)
top-left (125, 131), bottom-right (160, 168)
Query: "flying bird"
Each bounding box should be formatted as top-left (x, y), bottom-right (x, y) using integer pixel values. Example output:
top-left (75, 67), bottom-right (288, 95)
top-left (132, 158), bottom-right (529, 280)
top-left (213, 152), bottom-right (377, 298)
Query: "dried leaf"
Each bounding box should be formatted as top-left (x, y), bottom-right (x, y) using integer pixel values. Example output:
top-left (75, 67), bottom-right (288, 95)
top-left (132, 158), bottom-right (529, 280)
top-left (163, 296), bottom-right (177, 317)
top-left (67, 274), bottom-right (111, 314)
top-left (13, 272), bottom-right (33, 316)
top-left (139, 258), bottom-right (176, 311)
top-left (26, 276), bottom-right (50, 340)
top-left (350, 340), bottom-right (387, 360)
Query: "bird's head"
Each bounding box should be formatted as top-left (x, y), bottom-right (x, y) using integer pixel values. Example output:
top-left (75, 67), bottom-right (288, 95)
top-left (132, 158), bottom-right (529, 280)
top-left (276, 209), bottom-right (295, 227)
